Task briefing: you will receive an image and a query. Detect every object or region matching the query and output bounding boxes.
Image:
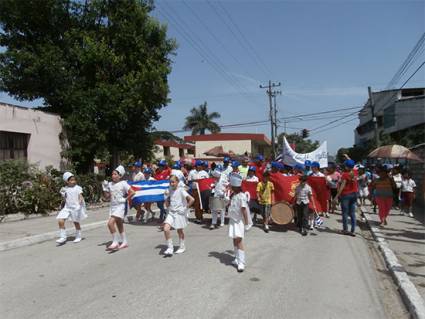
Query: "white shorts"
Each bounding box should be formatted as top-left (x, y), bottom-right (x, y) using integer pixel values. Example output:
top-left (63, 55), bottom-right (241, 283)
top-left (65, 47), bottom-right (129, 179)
top-left (359, 187), bottom-right (369, 198)
top-left (164, 213), bottom-right (188, 229)
top-left (210, 197), bottom-right (225, 211)
top-left (109, 205), bottom-right (126, 219)
top-left (228, 219), bottom-right (244, 239)
top-left (56, 206), bottom-right (87, 223)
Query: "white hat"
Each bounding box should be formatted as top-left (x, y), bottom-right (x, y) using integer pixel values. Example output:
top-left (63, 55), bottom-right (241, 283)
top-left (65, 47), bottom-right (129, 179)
top-left (63, 172), bottom-right (74, 182)
top-left (211, 169), bottom-right (222, 178)
top-left (230, 174), bottom-right (243, 187)
top-left (114, 165), bottom-right (125, 177)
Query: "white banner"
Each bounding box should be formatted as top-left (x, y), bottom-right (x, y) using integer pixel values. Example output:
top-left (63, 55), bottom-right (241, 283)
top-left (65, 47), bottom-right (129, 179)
top-left (281, 136), bottom-right (328, 168)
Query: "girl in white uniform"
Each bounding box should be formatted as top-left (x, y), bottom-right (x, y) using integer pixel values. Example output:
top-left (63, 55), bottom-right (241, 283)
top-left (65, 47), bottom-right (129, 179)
top-left (210, 168), bottom-right (228, 229)
top-left (102, 165), bottom-right (135, 250)
top-left (228, 174), bottom-right (250, 272)
top-left (163, 175), bottom-right (195, 256)
top-left (56, 172), bottom-right (87, 244)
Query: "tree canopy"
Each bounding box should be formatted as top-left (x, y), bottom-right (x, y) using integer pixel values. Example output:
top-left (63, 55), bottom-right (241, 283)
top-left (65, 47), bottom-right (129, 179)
top-left (0, 0), bottom-right (176, 172)
top-left (183, 102), bottom-right (221, 135)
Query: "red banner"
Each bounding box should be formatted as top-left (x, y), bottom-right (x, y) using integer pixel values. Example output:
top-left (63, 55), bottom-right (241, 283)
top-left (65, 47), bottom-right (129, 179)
top-left (242, 181), bottom-right (258, 200)
top-left (196, 178), bottom-right (216, 192)
top-left (270, 173), bottom-right (300, 204)
top-left (307, 176), bottom-right (329, 212)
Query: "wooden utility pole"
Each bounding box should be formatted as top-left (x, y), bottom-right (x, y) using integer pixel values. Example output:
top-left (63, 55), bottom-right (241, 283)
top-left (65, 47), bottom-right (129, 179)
top-left (368, 86), bottom-right (379, 147)
top-left (260, 81), bottom-right (281, 158)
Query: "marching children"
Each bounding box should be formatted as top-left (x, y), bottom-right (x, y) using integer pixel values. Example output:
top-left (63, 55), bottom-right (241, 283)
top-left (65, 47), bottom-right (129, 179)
top-left (401, 170), bottom-right (416, 218)
top-left (294, 174), bottom-right (313, 236)
top-left (210, 167), bottom-right (228, 229)
top-left (256, 171), bottom-right (275, 233)
top-left (56, 172), bottom-right (87, 244)
top-left (102, 165), bottom-right (135, 250)
top-left (163, 175), bottom-right (195, 256)
top-left (246, 166), bottom-right (260, 223)
top-left (228, 174), bottom-right (250, 272)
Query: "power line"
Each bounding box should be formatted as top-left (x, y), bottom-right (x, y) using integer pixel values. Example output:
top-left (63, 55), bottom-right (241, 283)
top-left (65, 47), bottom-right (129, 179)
top-left (312, 116), bottom-right (358, 135)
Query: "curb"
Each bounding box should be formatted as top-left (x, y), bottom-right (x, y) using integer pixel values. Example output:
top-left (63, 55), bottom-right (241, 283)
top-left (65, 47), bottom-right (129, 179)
top-left (0, 220), bottom-right (107, 252)
top-left (363, 209), bottom-right (425, 319)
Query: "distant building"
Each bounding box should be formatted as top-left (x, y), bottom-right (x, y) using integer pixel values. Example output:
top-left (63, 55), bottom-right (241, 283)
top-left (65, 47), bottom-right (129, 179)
top-left (153, 139), bottom-right (195, 160)
top-left (184, 133), bottom-right (272, 160)
top-left (0, 102), bottom-right (66, 169)
top-left (355, 88), bottom-right (425, 146)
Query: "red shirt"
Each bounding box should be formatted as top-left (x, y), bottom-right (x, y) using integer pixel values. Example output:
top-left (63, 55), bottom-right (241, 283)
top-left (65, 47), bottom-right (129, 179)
top-left (254, 162), bottom-right (266, 179)
top-left (340, 171), bottom-right (358, 196)
top-left (154, 167), bottom-right (171, 180)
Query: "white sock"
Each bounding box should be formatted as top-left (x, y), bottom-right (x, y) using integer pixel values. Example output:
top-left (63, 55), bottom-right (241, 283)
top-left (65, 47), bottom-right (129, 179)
top-left (234, 247), bottom-right (238, 258)
top-left (120, 232), bottom-right (127, 244)
top-left (167, 238), bottom-right (173, 249)
top-left (112, 233), bottom-right (119, 244)
top-left (75, 230), bottom-right (81, 238)
top-left (211, 211), bottom-right (217, 225)
top-left (220, 210), bottom-right (225, 224)
top-left (238, 250), bottom-right (246, 266)
top-left (179, 239), bottom-right (185, 248)
top-left (59, 229), bottom-right (66, 239)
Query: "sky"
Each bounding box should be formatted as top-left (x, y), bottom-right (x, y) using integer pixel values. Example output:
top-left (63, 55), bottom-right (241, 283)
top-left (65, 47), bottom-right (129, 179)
top-left (1, 0), bottom-right (424, 154)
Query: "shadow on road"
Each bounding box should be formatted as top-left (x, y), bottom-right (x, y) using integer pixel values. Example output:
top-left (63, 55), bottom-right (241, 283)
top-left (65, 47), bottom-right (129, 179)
top-left (208, 250), bottom-right (234, 266)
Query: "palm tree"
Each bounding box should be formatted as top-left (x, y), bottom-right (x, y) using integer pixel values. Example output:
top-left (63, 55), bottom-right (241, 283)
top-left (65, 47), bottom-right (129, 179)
top-left (183, 102), bottom-right (221, 135)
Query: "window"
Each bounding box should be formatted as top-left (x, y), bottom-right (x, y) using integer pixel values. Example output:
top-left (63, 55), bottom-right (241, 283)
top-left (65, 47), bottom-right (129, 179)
top-left (0, 131), bottom-right (30, 161)
top-left (163, 146), bottom-right (170, 157)
top-left (383, 105), bottom-right (396, 128)
top-left (179, 148), bottom-right (184, 158)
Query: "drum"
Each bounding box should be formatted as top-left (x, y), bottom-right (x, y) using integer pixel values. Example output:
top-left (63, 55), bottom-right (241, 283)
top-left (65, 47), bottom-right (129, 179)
top-left (271, 201), bottom-right (294, 225)
top-left (210, 196), bottom-right (225, 211)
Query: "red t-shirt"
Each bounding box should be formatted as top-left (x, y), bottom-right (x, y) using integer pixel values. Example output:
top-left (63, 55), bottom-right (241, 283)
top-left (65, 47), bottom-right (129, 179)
top-left (154, 167), bottom-right (171, 180)
top-left (340, 171), bottom-right (358, 196)
top-left (254, 162), bottom-right (266, 179)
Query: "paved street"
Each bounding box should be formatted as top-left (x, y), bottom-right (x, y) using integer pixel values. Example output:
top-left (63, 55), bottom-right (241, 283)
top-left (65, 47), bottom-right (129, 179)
top-left (0, 211), bottom-right (408, 319)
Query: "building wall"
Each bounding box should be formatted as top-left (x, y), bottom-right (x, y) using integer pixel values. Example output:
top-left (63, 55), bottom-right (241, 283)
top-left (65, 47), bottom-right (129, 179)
top-left (153, 145), bottom-right (193, 160)
top-left (409, 144), bottom-right (425, 215)
top-left (0, 103), bottom-right (64, 169)
top-left (194, 140), bottom-right (252, 158)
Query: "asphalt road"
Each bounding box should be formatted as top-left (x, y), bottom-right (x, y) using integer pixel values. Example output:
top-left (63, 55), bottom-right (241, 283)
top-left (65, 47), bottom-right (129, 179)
top-left (0, 213), bottom-right (408, 319)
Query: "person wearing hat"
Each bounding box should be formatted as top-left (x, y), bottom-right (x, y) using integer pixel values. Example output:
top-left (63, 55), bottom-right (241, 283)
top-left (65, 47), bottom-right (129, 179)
top-left (294, 174), bottom-right (314, 236)
top-left (304, 160), bottom-right (313, 176)
top-left (252, 154), bottom-right (266, 179)
top-left (356, 165), bottom-right (370, 209)
top-left (270, 161), bottom-right (280, 174)
top-left (370, 165), bottom-right (396, 226)
top-left (333, 160), bottom-right (358, 236)
top-left (310, 162), bottom-right (324, 177)
top-left (210, 167), bottom-right (228, 229)
top-left (189, 159), bottom-right (210, 224)
top-left (102, 165), bottom-right (135, 250)
top-left (280, 164), bottom-right (293, 176)
top-left (141, 168), bottom-right (156, 222)
top-left (245, 166), bottom-right (260, 223)
top-left (238, 158), bottom-right (250, 179)
top-left (131, 161), bottom-right (145, 182)
top-left (400, 170), bottom-right (416, 218)
top-left (256, 171), bottom-right (275, 233)
top-left (228, 174), bottom-right (250, 272)
top-left (293, 163), bottom-right (304, 176)
top-left (171, 161), bottom-right (186, 184)
top-left (325, 162), bottom-right (341, 215)
top-left (222, 156), bottom-right (233, 175)
top-left (154, 160), bottom-right (171, 221)
top-left (56, 172), bottom-right (87, 244)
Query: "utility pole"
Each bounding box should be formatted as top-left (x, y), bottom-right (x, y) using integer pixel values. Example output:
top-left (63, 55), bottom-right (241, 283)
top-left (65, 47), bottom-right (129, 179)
top-left (260, 80), bottom-right (281, 158)
top-left (273, 90), bottom-right (282, 153)
top-left (368, 86), bottom-right (379, 147)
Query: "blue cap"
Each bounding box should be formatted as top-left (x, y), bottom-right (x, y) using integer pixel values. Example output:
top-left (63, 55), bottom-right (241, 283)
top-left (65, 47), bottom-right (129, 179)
top-left (172, 162), bottom-right (181, 169)
top-left (223, 156), bottom-right (230, 163)
top-left (344, 159), bottom-right (355, 169)
top-left (202, 160), bottom-right (209, 167)
top-left (158, 159), bottom-right (167, 166)
top-left (248, 166), bottom-right (256, 172)
top-left (231, 160), bottom-right (240, 168)
top-left (294, 163), bottom-right (304, 170)
top-left (271, 161), bottom-right (279, 168)
top-left (195, 159), bottom-right (203, 166)
top-left (215, 164), bottom-right (223, 171)
top-left (311, 161), bottom-right (320, 168)
top-left (143, 168), bottom-right (153, 174)
top-left (133, 161), bottom-right (142, 167)
top-left (256, 154), bottom-right (264, 161)
top-left (304, 160), bottom-right (312, 167)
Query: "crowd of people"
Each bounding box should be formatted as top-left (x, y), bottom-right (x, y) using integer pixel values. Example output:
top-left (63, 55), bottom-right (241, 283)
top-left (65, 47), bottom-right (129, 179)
top-left (55, 154), bottom-right (417, 273)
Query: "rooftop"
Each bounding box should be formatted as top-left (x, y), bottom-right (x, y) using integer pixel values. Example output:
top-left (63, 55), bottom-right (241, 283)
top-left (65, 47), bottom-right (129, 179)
top-left (184, 133), bottom-right (271, 145)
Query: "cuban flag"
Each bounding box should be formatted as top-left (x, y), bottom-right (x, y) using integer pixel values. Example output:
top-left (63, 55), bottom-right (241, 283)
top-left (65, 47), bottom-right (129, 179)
top-left (128, 180), bottom-right (170, 206)
top-left (314, 214), bottom-right (324, 227)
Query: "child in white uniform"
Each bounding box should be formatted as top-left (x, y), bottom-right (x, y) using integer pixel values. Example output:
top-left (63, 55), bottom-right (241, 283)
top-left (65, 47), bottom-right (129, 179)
top-left (210, 168), bottom-right (228, 229)
top-left (228, 174), bottom-right (250, 272)
top-left (102, 165), bottom-right (135, 250)
top-left (56, 172), bottom-right (87, 244)
top-left (163, 175), bottom-right (195, 256)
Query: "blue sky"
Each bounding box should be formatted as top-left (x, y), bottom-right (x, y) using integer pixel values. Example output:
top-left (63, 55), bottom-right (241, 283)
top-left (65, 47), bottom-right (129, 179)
top-left (1, 0), bottom-right (424, 154)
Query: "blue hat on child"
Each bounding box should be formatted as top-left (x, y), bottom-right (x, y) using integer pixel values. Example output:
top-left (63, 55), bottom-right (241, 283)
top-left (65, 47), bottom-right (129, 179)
top-left (344, 159), bottom-right (355, 168)
top-left (256, 154), bottom-right (264, 161)
top-left (223, 156), bottom-right (231, 163)
top-left (158, 159), bottom-right (167, 166)
top-left (271, 161), bottom-right (279, 168)
top-left (143, 168), bottom-right (153, 174)
top-left (172, 162), bottom-right (181, 169)
top-left (311, 161), bottom-right (320, 168)
top-left (133, 161), bottom-right (142, 167)
top-left (248, 166), bottom-right (256, 172)
top-left (294, 163), bottom-right (304, 170)
top-left (195, 159), bottom-right (203, 166)
top-left (231, 160), bottom-right (240, 168)
top-left (304, 160), bottom-right (312, 167)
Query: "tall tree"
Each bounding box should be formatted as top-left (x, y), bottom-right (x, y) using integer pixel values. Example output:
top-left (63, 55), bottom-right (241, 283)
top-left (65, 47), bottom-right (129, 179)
top-left (0, 0), bottom-right (176, 172)
top-left (183, 102), bottom-right (221, 135)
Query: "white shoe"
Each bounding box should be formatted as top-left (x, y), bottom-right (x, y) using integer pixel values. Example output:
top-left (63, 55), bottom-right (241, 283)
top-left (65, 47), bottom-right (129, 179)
top-left (309, 225), bottom-right (314, 231)
top-left (237, 263), bottom-right (245, 272)
top-left (409, 212), bottom-right (414, 217)
top-left (73, 237), bottom-right (82, 243)
top-left (209, 225), bottom-right (215, 230)
top-left (56, 237), bottom-right (66, 244)
top-left (175, 246), bottom-right (186, 254)
top-left (220, 223), bottom-right (224, 227)
top-left (325, 212), bottom-right (330, 218)
top-left (164, 247), bottom-right (174, 256)
top-left (231, 258), bottom-right (238, 266)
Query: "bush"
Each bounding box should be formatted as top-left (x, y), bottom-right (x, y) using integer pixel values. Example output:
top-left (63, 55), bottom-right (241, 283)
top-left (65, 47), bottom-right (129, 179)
top-left (0, 160), bottom-right (104, 216)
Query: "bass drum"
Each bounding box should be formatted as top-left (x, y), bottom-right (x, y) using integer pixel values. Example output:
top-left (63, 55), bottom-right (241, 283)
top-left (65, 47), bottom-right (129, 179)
top-left (271, 201), bottom-right (294, 225)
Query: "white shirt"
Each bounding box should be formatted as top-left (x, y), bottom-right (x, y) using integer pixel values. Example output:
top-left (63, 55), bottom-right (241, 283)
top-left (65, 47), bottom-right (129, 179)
top-left (223, 165), bottom-right (233, 175)
top-left (195, 170), bottom-right (210, 179)
top-left (393, 173), bottom-right (402, 189)
top-left (295, 184), bottom-right (312, 205)
top-left (168, 187), bottom-right (190, 215)
top-left (246, 175), bottom-right (259, 182)
top-left (401, 179), bottom-right (416, 192)
top-left (107, 181), bottom-right (131, 207)
top-left (171, 169), bottom-right (185, 183)
top-left (213, 173), bottom-right (229, 197)
top-left (228, 192), bottom-right (248, 222)
top-left (310, 171), bottom-right (325, 177)
top-left (60, 185), bottom-right (83, 209)
top-left (132, 171), bottom-right (145, 182)
top-left (188, 169), bottom-right (197, 181)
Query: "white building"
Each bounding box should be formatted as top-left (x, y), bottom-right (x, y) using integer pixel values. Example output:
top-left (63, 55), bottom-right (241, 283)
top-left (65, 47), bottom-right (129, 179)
top-left (355, 88), bottom-right (425, 146)
top-left (0, 102), bottom-right (65, 169)
top-left (153, 139), bottom-right (195, 160)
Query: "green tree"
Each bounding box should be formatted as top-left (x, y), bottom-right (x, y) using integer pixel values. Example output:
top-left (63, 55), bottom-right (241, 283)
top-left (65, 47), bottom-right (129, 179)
top-left (183, 102), bottom-right (221, 135)
top-left (277, 132), bottom-right (320, 154)
top-left (0, 0), bottom-right (176, 172)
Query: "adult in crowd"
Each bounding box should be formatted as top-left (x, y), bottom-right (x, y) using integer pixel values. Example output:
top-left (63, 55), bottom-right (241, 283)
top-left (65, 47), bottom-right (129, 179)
top-left (371, 165), bottom-right (396, 226)
top-left (238, 157), bottom-right (250, 179)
